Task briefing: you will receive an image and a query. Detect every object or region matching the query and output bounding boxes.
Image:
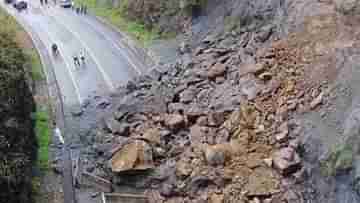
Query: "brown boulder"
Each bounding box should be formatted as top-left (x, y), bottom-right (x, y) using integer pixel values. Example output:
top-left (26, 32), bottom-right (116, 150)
top-left (244, 167), bottom-right (280, 197)
top-left (207, 63), bottom-right (227, 79)
top-left (203, 144), bottom-right (232, 166)
top-left (210, 194), bottom-right (224, 203)
top-left (110, 140), bottom-right (153, 172)
top-left (142, 128), bottom-right (161, 145)
top-left (239, 63), bottom-right (265, 77)
top-left (165, 114), bottom-right (186, 131)
top-left (273, 147), bottom-right (301, 175)
top-left (176, 160), bottom-right (192, 178)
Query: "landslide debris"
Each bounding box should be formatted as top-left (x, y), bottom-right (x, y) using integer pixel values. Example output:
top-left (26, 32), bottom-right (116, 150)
top-left (80, 0), bottom-right (360, 202)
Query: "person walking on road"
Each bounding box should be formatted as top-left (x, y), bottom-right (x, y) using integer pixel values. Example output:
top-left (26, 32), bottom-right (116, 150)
top-left (79, 50), bottom-right (85, 66)
top-left (40, 0), bottom-right (43, 5)
top-left (44, 0), bottom-right (48, 5)
top-left (73, 55), bottom-right (80, 67)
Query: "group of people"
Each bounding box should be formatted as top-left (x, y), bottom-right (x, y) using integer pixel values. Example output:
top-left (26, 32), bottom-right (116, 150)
top-left (39, 0), bottom-right (48, 5)
top-left (73, 51), bottom-right (86, 67)
top-left (73, 3), bottom-right (87, 14)
top-left (52, 43), bottom-right (86, 68)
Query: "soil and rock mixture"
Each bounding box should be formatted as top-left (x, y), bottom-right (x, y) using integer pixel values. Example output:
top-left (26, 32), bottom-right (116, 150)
top-left (72, 0), bottom-right (360, 202)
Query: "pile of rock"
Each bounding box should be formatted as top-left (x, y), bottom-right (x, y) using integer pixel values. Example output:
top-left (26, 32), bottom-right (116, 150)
top-left (78, 26), bottom-right (328, 202)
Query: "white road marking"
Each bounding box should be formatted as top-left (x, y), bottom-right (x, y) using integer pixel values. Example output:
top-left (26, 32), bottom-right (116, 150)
top-left (55, 127), bottom-right (65, 144)
top-left (45, 9), bottom-right (115, 91)
top-left (42, 23), bottom-right (84, 104)
top-left (0, 2), bottom-right (83, 104)
top-left (77, 14), bottom-right (142, 75)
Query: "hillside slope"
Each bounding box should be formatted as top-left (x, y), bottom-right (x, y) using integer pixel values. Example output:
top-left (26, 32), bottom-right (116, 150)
top-left (0, 15), bottom-right (36, 203)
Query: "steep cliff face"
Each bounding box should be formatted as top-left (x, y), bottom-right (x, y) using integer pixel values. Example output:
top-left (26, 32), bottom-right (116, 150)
top-left (125, 0), bottom-right (329, 40)
top-left (125, 0), bottom-right (206, 33)
top-left (0, 29), bottom-right (36, 203)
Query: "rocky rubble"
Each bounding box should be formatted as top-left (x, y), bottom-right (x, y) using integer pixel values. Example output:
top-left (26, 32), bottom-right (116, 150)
top-left (78, 11), bottom-right (348, 200)
top-left (74, 0), bottom-right (360, 202)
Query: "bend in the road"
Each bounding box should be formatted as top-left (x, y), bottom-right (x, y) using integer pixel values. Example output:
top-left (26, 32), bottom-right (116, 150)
top-left (38, 7), bottom-right (116, 91)
top-left (45, 7), bottom-right (140, 86)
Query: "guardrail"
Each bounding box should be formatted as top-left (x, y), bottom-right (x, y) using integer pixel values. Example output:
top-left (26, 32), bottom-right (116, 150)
top-left (101, 193), bottom-right (148, 203)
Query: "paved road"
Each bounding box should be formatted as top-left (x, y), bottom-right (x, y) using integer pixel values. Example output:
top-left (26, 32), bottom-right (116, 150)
top-left (4, 2), bottom-right (147, 106)
top-left (0, 2), bottom-right (150, 203)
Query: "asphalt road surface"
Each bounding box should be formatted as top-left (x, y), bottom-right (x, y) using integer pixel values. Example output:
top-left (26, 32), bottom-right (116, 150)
top-left (0, 2), bottom-right (150, 203)
top-left (4, 1), bottom-right (147, 106)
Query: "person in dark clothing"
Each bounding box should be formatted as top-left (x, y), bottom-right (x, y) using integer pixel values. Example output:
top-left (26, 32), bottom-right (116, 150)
top-left (44, 0), bottom-right (48, 4)
top-left (79, 50), bottom-right (85, 65)
top-left (76, 7), bottom-right (80, 14)
top-left (40, 0), bottom-right (43, 5)
top-left (83, 6), bottom-right (87, 14)
top-left (73, 55), bottom-right (80, 67)
top-left (52, 43), bottom-right (58, 56)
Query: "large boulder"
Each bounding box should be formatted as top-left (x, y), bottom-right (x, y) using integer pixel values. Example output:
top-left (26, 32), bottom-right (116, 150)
top-left (110, 140), bottom-right (154, 172)
top-left (272, 147), bottom-right (301, 175)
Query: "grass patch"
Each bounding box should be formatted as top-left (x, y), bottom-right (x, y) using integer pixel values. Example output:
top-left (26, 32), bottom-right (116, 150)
top-left (35, 109), bottom-right (51, 170)
top-left (75, 0), bottom-right (160, 45)
top-left (26, 49), bottom-right (44, 81)
top-left (321, 143), bottom-right (354, 176)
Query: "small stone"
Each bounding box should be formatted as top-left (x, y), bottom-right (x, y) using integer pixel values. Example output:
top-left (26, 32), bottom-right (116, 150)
top-left (207, 63), bottom-right (227, 79)
top-left (91, 192), bottom-right (100, 198)
top-left (97, 98), bottom-right (111, 109)
top-left (160, 183), bottom-right (175, 197)
top-left (245, 167), bottom-right (280, 196)
top-left (239, 63), bottom-right (265, 76)
top-left (165, 114), bottom-right (186, 131)
top-left (180, 41), bottom-right (190, 54)
top-left (273, 147), bottom-right (301, 175)
top-left (190, 125), bottom-right (206, 145)
top-left (203, 144), bottom-right (231, 166)
top-left (276, 122), bottom-right (289, 142)
top-left (289, 138), bottom-right (300, 149)
top-left (176, 161), bottom-right (192, 178)
top-left (263, 198), bottom-right (272, 203)
top-left (310, 92), bottom-right (324, 109)
top-left (51, 163), bottom-right (63, 174)
top-left (252, 197), bottom-right (261, 203)
top-left (197, 116), bottom-right (208, 126)
top-left (263, 158), bottom-right (273, 167)
top-left (142, 128), bottom-right (161, 145)
top-left (153, 147), bottom-right (166, 158)
top-left (259, 72), bottom-right (272, 81)
top-left (71, 108), bottom-right (84, 117)
top-left (180, 88), bottom-right (197, 103)
top-left (208, 111), bottom-right (227, 127)
top-left (210, 194), bottom-right (224, 203)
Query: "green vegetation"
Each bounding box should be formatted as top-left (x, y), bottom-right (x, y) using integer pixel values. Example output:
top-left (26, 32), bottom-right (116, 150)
top-left (0, 8), bottom-right (39, 203)
top-left (321, 143), bottom-right (354, 176)
top-left (26, 50), bottom-right (44, 81)
top-left (75, 0), bottom-right (160, 45)
top-left (35, 109), bottom-right (51, 170)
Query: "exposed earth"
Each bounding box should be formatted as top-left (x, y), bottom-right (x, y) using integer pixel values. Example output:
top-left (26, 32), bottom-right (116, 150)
top-left (5, 0), bottom-right (360, 203)
top-left (76, 0), bottom-right (360, 202)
